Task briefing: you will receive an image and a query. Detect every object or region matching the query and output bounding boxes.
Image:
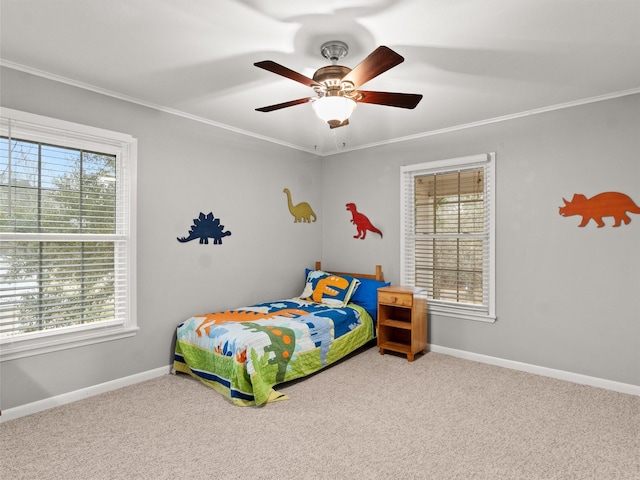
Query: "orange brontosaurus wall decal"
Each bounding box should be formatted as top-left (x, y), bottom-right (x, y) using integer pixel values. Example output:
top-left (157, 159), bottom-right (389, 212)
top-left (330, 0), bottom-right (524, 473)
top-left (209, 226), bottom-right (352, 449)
top-left (346, 203), bottom-right (382, 239)
top-left (559, 192), bottom-right (640, 228)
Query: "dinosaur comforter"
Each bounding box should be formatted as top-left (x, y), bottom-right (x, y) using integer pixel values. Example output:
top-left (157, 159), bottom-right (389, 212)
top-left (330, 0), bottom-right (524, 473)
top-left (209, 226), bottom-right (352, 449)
top-left (173, 298), bottom-right (374, 406)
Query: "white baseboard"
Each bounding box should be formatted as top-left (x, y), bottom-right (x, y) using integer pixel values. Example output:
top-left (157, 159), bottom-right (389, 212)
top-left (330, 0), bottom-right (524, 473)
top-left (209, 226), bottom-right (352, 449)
top-left (1, 365), bottom-right (172, 422)
top-left (3, 348), bottom-right (638, 422)
top-left (429, 344), bottom-right (640, 396)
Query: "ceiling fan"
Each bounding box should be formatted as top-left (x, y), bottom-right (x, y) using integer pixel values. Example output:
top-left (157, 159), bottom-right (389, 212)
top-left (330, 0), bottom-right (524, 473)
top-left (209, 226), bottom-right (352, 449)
top-left (254, 41), bottom-right (423, 129)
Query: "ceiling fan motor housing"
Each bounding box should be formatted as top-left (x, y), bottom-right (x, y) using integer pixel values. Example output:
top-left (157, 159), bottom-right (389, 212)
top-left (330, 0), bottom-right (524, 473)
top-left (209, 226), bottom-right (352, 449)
top-left (313, 65), bottom-right (352, 94)
top-left (314, 41), bottom-right (356, 97)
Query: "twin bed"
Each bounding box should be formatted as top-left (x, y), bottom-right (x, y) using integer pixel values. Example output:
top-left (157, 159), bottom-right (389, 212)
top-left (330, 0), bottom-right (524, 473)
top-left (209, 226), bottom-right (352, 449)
top-left (173, 262), bottom-right (388, 406)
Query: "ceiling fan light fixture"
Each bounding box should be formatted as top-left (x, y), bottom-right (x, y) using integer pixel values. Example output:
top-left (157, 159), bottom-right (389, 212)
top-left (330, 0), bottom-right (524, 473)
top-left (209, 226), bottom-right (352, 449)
top-left (312, 96), bottom-right (357, 127)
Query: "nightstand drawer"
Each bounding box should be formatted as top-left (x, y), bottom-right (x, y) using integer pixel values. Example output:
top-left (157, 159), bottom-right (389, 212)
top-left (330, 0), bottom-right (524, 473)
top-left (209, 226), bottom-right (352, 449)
top-left (378, 291), bottom-right (412, 307)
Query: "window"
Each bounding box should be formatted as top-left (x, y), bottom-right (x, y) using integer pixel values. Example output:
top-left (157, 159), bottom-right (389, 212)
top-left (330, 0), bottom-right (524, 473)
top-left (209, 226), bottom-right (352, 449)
top-left (401, 153), bottom-right (495, 322)
top-left (0, 109), bottom-right (137, 360)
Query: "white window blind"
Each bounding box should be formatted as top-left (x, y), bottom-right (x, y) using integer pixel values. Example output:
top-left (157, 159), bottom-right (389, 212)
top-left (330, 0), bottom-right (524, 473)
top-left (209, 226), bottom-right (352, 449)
top-left (0, 109), bottom-right (137, 360)
top-left (401, 153), bottom-right (496, 322)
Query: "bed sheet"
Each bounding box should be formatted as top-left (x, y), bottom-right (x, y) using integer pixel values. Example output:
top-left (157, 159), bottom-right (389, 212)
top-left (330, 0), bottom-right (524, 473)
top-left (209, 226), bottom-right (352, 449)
top-left (173, 298), bottom-right (374, 406)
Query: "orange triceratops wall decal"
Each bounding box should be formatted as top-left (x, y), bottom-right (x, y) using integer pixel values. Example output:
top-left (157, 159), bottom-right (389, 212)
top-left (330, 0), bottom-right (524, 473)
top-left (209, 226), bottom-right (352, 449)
top-left (559, 192), bottom-right (640, 228)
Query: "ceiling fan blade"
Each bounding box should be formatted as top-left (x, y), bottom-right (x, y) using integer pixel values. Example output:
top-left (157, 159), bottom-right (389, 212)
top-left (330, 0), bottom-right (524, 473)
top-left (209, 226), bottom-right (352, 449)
top-left (254, 60), bottom-right (321, 88)
top-left (341, 46), bottom-right (404, 89)
top-left (255, 97), bottom-right (312, 112)
top-left (356, 91), bottom-right (423, 109)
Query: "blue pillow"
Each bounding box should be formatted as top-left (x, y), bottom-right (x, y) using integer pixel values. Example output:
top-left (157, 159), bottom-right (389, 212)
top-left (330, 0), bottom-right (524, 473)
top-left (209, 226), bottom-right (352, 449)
top-left (349, 277), bottom-right (390, 320)
top-left (300, 270), bottom-right (360, 308)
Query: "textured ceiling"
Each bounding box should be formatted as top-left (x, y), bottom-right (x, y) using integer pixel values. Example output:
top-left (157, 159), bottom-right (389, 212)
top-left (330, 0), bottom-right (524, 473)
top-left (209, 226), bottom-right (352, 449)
top-left (1, 0), bottom-right (639, 155)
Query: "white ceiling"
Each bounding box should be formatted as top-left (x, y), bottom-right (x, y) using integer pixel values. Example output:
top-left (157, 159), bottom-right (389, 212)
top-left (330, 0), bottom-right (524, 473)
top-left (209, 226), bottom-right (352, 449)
top-left (2, 0), bottom-right (639, 155)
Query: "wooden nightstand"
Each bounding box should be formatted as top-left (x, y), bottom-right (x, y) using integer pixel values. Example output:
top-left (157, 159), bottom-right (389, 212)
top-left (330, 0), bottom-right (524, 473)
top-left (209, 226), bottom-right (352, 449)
top-left (377, 285), bottom-right (427, 361)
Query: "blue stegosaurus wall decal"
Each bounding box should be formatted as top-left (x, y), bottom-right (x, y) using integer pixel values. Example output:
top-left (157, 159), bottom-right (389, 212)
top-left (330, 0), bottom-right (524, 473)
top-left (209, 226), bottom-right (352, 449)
top-left (177, 212), bottom-right (232, 245)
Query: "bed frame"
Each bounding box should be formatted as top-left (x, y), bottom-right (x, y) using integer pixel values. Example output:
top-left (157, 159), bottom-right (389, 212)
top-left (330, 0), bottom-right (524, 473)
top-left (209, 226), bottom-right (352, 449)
top-left (315, 261), bottom-right (384, 282)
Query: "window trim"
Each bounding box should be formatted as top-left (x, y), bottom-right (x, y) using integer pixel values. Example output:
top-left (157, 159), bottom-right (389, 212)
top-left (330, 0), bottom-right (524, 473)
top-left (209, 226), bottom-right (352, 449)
top-left (0, 108), bottom-right (138, 361)
top-left (400, 153), bottom-right (496, 323)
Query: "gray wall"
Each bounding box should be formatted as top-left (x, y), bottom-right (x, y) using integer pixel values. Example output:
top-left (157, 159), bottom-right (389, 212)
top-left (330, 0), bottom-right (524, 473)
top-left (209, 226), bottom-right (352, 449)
top-left (0, 67), bottom-right (323, 409)
top-left (321, 94), bottom-right (640, 386)
top-left (1, 67), bottom-right (638, 411)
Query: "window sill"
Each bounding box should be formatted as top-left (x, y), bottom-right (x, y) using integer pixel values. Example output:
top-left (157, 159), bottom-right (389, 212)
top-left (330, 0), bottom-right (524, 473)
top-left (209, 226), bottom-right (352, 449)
top-left (0, 325), bottom-right (139, 361)
top-left (428, 303), bottom-right (496, 323)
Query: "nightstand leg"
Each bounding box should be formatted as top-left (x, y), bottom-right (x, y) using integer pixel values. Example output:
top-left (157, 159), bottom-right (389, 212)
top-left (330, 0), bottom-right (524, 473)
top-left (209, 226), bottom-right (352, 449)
top-left (407, 353), bottom-right (414, 362)
top-left (379, 348), bottom-right (385, 355)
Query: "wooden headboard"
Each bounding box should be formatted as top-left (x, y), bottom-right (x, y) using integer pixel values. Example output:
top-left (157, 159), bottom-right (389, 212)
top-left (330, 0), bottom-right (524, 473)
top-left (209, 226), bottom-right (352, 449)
top-left (315, 261), bottom-right (384, 282)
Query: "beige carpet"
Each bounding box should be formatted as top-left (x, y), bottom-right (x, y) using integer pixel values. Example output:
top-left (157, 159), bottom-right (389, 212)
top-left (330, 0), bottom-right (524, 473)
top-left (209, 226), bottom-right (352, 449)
top-left (2, 346), bottom-right (639, 480)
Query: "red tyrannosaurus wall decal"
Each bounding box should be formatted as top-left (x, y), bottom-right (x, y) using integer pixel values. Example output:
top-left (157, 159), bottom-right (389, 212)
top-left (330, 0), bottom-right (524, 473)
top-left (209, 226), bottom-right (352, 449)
top-left (559, 192), bottom-right (640, 228)
top-left (346, 203), bottom-right (383, 239)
